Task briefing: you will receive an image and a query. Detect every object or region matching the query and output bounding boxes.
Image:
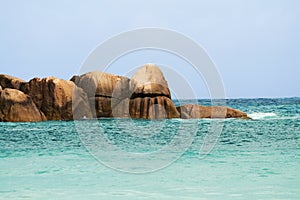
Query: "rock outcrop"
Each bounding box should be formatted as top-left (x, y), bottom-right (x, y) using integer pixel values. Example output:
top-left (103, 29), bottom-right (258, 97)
top-left (0, 88), bottom-right (46, 122)
top-left (71, 71), bottom-right (131, 118)
top-left (20, 77), bottom-right (92, 120)
top-left (72, 65), bottom-right (180, 119)
top-left (129, 64), bottom-right (180, 119)
top-left (0, 65), bottom-right (251, 122)
top-left (176, 104), bottom-right (251, 119)
top-left (0, 74), bottom-right (26, 90)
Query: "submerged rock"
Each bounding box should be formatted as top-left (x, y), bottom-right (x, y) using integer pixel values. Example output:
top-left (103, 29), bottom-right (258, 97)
top-left (129, 64), bottom-right (180, 119)
top-left (21, 77), bottom-right (92, 120)
top-left (176, 104), bottom-right (251, 119)
top-left (0, 88), bottom-right (46, 122)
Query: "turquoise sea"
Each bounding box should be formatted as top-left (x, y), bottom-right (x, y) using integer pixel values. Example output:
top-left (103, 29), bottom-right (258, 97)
top-left (1, 98), bottom-right (299, 199)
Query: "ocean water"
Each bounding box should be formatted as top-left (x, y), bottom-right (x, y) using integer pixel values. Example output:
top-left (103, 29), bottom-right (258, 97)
top-left (0, 98), bottom-right (299, 199)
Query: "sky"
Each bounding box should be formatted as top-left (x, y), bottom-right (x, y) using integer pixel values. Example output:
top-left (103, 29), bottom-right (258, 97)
top-left (0, 0), bottom-right (299, 98)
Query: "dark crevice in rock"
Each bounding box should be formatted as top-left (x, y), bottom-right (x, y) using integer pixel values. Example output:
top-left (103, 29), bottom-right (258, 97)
top-left (130, 93), bottom-right (171, 99)
top-left (94, 94), bottom-right (113, 98)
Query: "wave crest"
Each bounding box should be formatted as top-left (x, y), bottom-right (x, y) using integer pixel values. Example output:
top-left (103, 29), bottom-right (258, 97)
top-left (248, 112), bottom-right (277, 120)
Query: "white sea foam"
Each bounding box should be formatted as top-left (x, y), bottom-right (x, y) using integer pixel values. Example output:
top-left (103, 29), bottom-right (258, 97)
top-left (248, 112), bottom-right (277, 120)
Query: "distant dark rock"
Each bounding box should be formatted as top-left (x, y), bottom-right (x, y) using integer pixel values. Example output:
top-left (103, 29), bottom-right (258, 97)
top-left (0, 88), bottom-right (46, 122)
top-left (70, 75), bottom-right (80, 83)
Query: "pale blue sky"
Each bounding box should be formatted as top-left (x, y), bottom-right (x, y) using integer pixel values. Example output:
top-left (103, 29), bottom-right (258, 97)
top-left (0, 0), bottom-right (299, 98)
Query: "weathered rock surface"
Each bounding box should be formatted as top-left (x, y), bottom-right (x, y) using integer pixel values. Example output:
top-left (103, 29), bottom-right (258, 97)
top-left (0, 74), bottom-right (26, 90)
top-left (71, 71), bottom-right (130, 99)
top-left (21, 77), bottom-right (92, 120)
top-left (129, 64), bottom-right (180, 119)
top-left (72, 71), bottom-right (131, 118)
top-left (130, 64), bottom-right (171, 98)
top-left (0, 88), bottom-right (46, 122)
top-left (129, 96), bottom-right (179, 119)
top-left (176, 104), bottom-right (251, 119)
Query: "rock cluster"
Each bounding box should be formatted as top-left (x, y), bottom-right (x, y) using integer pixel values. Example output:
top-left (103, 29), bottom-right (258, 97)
top-left (0, 76), bottom-right (91, 122)
top-left (0, 64), bottom-right (251, 122)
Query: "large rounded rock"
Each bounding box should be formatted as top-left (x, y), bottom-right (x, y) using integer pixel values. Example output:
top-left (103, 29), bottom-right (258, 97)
top-left (176, 104), bottom-right (251, 119)
top-left (71, 71), bottom-right (130, 99)
top-left (21, 77), bottom-right (92, 120)
top-left (72, 71), bottom-right (130, 118)
top-left (0, 74), bottom-right (26, 90)
top-left (0, 88), bottom-right (46, 122)
top-left (129, 64), bottom-right (179, 119)
top-left (130, 64), bottom-right (171, 98)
